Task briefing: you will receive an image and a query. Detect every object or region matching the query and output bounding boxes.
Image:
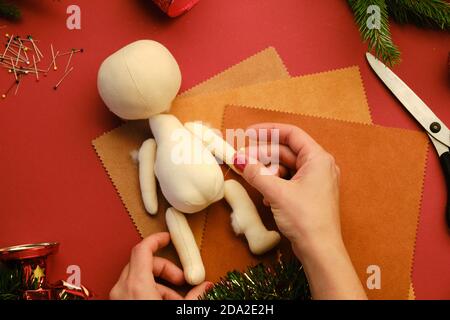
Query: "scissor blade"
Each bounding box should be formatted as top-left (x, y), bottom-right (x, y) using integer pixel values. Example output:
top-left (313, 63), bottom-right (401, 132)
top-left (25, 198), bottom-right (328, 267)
top-left (366, 52), bottom-right (450, 148)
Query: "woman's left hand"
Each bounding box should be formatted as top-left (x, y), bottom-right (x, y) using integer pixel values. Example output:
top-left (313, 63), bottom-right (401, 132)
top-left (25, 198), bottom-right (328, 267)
top-left (110, 232), bottom-right (212, 300)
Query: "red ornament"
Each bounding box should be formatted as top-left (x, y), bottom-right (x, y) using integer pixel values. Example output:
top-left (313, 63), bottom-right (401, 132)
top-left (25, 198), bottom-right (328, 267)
top-left (0, 242), bottom-right (92, 300)
top-left (152, 0), bottom-right (200, 17)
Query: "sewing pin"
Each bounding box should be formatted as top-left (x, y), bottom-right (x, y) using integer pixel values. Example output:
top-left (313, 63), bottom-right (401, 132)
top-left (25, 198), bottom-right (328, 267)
top-left (50, 44), bottom-right (57, 70)
top-left (10, 57), bottom-right (18, 83)
top-left (2, 33), bottom-right (13, 58)
top-left (15, 43), bottom-right (22, 66)
top-left (54, 66), bottom-right (74, 90)
top-left (5, 48), bottom-right (28, 64)
top-left (22, 46), bottom-right (29, 63)
top-left (2, 80), bottom-right (17, 99)
top-left (33, 55), bottom-right (39, 81)
top-left (59, 48), bottom-right (84, 56)
top-left (65, 49), bottom-right (74, 73)
top-left (14, 78), bottom-right (21, 95)
top-left (47, 50), bottom-right (59, 72)
top-left (27, 36), bottom-right (43, 58)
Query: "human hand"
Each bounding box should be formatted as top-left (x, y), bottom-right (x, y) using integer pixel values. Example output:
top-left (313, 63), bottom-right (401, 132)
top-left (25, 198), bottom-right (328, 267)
top-left (232, 123), bottom-right (342, 261)
top-left (233, 123), bottom-right (367, 300)
top-left (110, 232), bottom-right (212, 300)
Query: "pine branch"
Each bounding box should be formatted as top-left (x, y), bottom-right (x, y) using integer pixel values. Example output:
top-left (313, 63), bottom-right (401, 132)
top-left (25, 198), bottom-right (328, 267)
top-left (201, 259), bottom-right (311, 300)
top-left (0, 1), bottom-right (20, 21)
top-left (348, 0), bottom-right (401, 66)
top-left (387, 0), bottom-right (450, 30)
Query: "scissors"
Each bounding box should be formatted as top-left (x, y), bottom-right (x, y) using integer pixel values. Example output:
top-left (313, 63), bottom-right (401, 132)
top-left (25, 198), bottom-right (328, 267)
top-left (366, 52), bottom-right (450, 229)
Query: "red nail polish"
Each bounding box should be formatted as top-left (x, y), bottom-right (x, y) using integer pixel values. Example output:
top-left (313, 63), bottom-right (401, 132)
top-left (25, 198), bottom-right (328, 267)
top-left (233, 152), bottom-right (248, 172)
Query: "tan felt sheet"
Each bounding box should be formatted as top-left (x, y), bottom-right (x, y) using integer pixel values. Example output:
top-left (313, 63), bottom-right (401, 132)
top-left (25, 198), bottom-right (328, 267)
top-left (171, 66), bottom-right (372, 129)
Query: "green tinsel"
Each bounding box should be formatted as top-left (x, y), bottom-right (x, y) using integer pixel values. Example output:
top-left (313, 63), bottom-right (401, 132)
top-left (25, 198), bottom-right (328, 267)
top-left (348, 0), bottom-right (450, 65)
top-left (202, 259), bottom-right (311, 300)
top-left (0, 262), bottom-right (22, 300)
top-left (0, 1), bottom-right (20, 20)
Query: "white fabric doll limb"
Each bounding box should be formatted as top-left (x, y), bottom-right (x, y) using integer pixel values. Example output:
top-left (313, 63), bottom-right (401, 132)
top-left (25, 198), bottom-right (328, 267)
top-left (224, 180), bottom-right (281, 255)
top-left (165, 207), bottom-right (205, 285)
top-left (138, 139), bottom-right (158, 215)
top-left (184, 122), bottom-right (240, 174)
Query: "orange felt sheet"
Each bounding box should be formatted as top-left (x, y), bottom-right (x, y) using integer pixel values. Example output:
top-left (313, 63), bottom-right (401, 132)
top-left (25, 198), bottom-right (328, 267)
top-left (206, 105), bottom-right (428, 300)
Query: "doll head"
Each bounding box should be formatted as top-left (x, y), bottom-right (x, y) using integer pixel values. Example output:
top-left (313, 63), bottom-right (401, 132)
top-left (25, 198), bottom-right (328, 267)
top-left (97, 40), bottom-right (182, 120)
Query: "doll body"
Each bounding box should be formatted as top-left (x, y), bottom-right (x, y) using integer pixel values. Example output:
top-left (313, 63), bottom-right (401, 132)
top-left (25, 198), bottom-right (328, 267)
top-left (98, 40), bottom-right (280, 286)
top-left (139, 114), bottom-right (280, 284)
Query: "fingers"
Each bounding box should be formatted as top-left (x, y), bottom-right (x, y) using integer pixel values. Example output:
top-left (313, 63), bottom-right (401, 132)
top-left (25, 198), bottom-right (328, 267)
top-left (234, 152), bottom-right (284, 202)
top-left (153, 257), bottom-right (185, 286)
top-left (155, 283), bottom-right (184, 300)
top-left (185, 281), bottom-right (214, 300)
top-left (247, 123), bottom-right (321, 157)
top-left (268, 163), bottom-right (289, 178)
top-left (128, 232), bottom-right (171, 281)
top-left (244, 144), bottom-right (297, 170)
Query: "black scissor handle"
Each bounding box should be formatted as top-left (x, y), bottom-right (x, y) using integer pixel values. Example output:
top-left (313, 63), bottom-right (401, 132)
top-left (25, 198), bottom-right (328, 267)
top-left (439, 151), bottom-right (450, 229)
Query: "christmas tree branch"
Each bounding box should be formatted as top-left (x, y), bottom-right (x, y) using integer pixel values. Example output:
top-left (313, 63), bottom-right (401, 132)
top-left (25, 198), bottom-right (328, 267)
top-left (348, 0), bottom-right (401, 66)
top-left (388, 0), bottom-right (450, 30)
top-left (0, 0), bottom-right (20, 21)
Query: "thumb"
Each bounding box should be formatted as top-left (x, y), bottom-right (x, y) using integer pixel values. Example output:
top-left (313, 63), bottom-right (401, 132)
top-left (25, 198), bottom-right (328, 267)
top-left (185, 281), bottom-right (214, 300)
top-left (233, 152), bottom-right (283, 199)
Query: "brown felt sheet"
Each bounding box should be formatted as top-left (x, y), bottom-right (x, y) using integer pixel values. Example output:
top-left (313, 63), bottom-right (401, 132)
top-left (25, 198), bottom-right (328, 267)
top-left (208, 105), bottom-right (428, 300)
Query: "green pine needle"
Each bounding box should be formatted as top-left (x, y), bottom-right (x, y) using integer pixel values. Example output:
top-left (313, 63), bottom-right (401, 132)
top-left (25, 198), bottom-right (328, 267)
top-left (388, 0), bottom-right (450, 30)
top-left (0, 1), bottom-right (21, 21)
top-left (348, 0), bottom-right (401, 66)
top-left (348, 0), bottom-right (450, 66)
top-left (201, 259), bottom-right (311, 300)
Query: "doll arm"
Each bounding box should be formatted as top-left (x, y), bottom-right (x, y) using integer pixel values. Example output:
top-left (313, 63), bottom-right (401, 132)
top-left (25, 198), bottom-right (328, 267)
top-left (165, 207), bottom-right (205, 285)
top-left (224, 179), bottom-right (281, 255)
top-left (184, 122), bottom-right (240, 174)
top-left (138, 139), bottom-right (158, 215)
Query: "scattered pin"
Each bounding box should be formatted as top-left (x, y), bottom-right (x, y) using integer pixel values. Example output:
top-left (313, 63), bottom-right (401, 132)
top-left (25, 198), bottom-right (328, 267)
top-left (15, 42), bottom-right (22, 66)
top-left (10, 57), bottom-right (18, 82)
top-left (59, 48), bottom-right (84, 56)
top-left (2, 33), bottom-right (13, 58)
top-left (33, 55), bottom-right (38, 81)
top-left (65, 49), bottom-right (74, 73)
top-left (54, 66), bottom-right (74, 90)
top-left (1, 33), bottom-right (81, 99)
top-left (2, 80), bottom-right (16, 99)
top-left (29, 36), bottom-right (43, 59)
top-left (14, 78), bottom-right (21, 95)
top-left (50, 44), bottom-right (57, 70)
top-left (47, 50), bottom-right (59, 72)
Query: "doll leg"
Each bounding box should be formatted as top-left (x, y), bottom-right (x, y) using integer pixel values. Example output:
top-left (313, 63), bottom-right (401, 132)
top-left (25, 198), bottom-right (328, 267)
top-left (138, 139), bottom-right (158, 215)
top-left (165, 207), bottom-right (205, 286)
top-left (224, 180), bottom-right (281, 255)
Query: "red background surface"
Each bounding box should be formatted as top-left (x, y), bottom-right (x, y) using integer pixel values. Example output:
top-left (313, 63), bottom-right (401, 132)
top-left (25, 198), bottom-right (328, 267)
top-left (0, 0), bottom-right (449, 299)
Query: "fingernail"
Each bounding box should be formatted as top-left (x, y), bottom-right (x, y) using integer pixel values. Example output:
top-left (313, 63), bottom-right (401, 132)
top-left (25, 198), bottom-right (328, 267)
top-left (233, 152), bottom-right (248, 172)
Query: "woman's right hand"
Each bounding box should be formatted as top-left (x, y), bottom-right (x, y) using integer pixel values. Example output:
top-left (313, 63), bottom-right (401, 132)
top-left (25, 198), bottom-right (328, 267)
top-left (233, 123), bottom-right (367, 300)
top-left (233, 123), bottom-right (342, 259)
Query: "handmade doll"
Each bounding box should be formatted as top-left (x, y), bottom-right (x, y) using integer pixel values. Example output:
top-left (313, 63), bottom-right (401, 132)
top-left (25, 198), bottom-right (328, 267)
top-left (97, 40), bottom-right (280, 285)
